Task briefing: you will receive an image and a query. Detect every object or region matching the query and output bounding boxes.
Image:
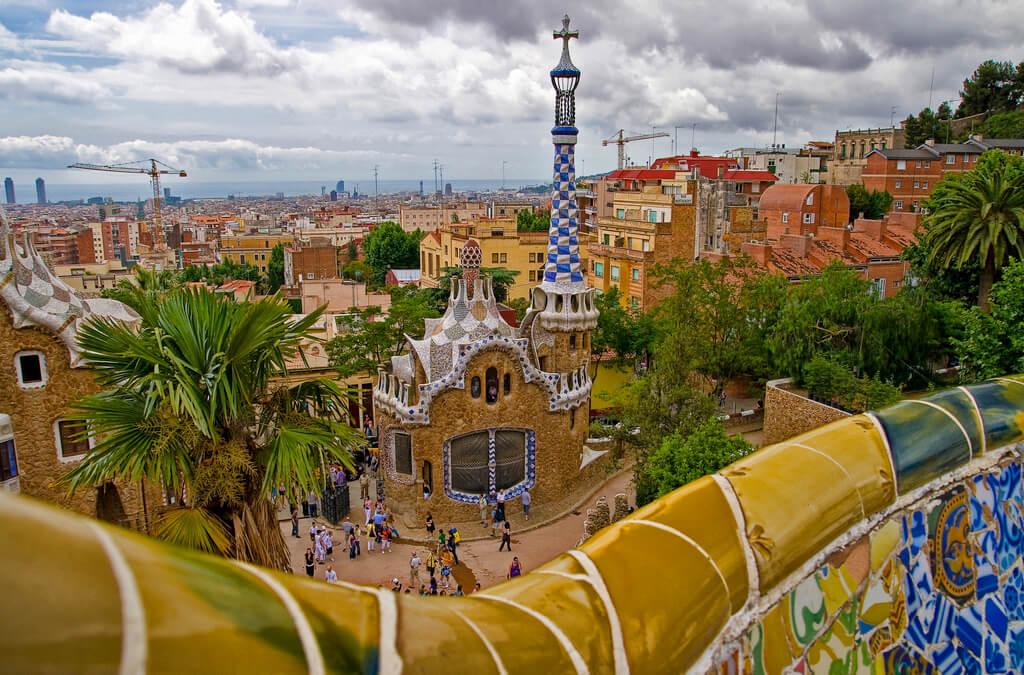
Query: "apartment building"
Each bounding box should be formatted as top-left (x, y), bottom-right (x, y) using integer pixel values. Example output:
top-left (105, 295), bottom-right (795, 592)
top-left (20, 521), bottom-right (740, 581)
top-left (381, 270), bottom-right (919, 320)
top-left (418, 217), bottom-right (552, 301)
top-left (758, 184), bottom-right (851, 240)
top-left (283, 241), bottom-right (341, 287)
top-left (399, 201), bottom-right (487, 233)
top-left (219, 234), bottom-right (295, 273)
top-left (830, 126), bottom-right (905, 186)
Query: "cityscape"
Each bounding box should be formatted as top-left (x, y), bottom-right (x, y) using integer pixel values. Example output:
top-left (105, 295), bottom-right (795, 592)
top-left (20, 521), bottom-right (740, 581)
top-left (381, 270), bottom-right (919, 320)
top-left (3, 2), bottom-right (1024, 673)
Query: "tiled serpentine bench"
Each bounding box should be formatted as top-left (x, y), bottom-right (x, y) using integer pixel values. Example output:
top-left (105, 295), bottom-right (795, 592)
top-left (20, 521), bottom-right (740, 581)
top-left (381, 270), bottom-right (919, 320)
top-left (4, 377), bottom-right (1024, 673)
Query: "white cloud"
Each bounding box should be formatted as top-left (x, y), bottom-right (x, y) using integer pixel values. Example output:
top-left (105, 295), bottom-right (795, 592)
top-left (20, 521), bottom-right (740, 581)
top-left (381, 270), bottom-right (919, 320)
top-left (0, 61), bottom-right (109, 103)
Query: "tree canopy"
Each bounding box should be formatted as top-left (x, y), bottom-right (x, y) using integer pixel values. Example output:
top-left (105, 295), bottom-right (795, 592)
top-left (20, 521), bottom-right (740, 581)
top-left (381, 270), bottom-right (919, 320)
top-left (955, 258), bottom-right (1024, 380)
top-left (264, 243), bottom-right (285, 293)
top-left (956, 59), bottom-right (1024, 118)
top-left (646, 423), bottom-right (753, 501)
top-left (846, 185), bottom-right (893, 220)
top-left (362, 222), bottom-right (421, 285)
top-left (516, 209), bottom-right (551, 232)
top-left (903, 104), bottom-right (952, 147)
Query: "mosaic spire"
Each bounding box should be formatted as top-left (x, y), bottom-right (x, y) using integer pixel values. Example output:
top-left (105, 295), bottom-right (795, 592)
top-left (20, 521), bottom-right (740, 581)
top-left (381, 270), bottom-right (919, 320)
top-left (542, 15), bottom-right (585, 292)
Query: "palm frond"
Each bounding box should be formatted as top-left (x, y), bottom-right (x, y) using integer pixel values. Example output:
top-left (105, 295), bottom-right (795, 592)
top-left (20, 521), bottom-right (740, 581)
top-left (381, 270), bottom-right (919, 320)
top-left (153, 506), bottom-right (232, 555)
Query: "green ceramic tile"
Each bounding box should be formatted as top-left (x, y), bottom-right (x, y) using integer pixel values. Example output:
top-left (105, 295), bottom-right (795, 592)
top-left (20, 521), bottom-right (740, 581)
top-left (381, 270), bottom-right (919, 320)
top-left (925, 388), bottom-right (985, 456)
top-left (964, 380), bottom-right (1024, 450)
top-left (872, 401), bottom-right (971, 494)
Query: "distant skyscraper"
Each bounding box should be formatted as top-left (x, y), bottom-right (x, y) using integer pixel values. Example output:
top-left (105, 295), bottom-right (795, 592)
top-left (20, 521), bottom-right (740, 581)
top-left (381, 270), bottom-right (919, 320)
top-left (445, 183), bottom-right (453, 196)
top-left (336, 180), bottom-right (345, 193)
top-left (330, 190), bottom-right (338, 201)
top-left (4, 178), bottom-right (14, 205)
top-left (163, 187), bottom-right (171, 200)
top-left (419, 180), bottom-right (424, 196)
top-left (35, 178), bottom-right (45, 205)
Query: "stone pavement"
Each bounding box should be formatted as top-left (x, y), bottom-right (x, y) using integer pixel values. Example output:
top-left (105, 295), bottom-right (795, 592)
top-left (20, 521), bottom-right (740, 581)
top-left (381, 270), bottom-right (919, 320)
top-left (282, 469), bottom-right (635, 591)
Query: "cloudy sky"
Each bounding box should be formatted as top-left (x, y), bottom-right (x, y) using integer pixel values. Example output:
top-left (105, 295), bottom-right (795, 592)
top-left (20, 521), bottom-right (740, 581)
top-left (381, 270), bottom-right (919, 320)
top-left (1, 0), bottom-right (1022, 189)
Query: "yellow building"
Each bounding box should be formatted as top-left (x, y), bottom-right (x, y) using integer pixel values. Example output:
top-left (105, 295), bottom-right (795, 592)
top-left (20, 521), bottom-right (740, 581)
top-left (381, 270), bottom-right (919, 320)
top-left (399, 201), bottom-right (487, 233)
top-left (219, 234), bottom-right (295, 273)
top-left (419, 217), bottom-right (562, 302)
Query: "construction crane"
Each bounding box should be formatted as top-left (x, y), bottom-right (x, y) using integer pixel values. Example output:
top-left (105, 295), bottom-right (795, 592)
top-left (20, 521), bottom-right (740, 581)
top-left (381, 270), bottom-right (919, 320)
top-left (67, 159), bottom-right (187, 247)
top-left (602, 129), bottom-right (670, 170)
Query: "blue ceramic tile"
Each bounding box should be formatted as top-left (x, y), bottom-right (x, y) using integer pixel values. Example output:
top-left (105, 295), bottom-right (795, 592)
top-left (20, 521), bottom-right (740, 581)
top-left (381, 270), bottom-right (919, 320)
top-left (986, 631), bottom-right (1010, 673)
top-left (970, 474), bottom-right (995, 531)
top-left (957, 604), bottom-right (984, 657)
top-left (976, 550), bottom-right (999, 600)
top-left (1009, 626), bottom-right (1024, 672)
top-left (995, 501), bottom-right (1023, 573)
top-left (958, 643), bottom-right (982, 675)
top-left (986, 595), bottom-right (1009, 642)
top-left (910, 509), bottom-right (928, 558)
top-left (933, 642), bottom-right (963, 675)
top-left (996, 462), bottom-right (1022, 504)
top-left (963, 381), bottom-right (1024, 450)
top-left (873, 401), bottom-right (972, 493)
top-left (1004, 567), bottom-right (1024, 621)
top-left (930, 593), bottom-right (958, 645)
top-left (978, 529), bottom-right (999, 567)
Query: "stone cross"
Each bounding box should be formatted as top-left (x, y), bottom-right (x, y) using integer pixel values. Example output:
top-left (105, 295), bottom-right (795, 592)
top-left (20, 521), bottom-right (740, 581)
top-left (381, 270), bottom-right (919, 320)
top-left (553, 14), bottom-right (578, 48)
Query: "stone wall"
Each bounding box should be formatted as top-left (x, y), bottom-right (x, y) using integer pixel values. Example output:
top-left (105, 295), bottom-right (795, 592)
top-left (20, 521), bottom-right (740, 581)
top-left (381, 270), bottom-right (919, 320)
top-left (763, 377), bottom-right (850, 445)
top-left (0, 307), bottom-right (162, 531)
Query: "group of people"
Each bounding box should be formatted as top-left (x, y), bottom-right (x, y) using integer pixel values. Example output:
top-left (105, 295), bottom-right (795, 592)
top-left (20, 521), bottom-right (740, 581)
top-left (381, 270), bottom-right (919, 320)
top-left (304, 521), bottom-right (335, 577)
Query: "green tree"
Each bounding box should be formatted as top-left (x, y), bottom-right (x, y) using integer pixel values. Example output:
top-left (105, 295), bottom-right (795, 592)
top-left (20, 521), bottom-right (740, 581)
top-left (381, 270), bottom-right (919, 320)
top-left (362, 222), bottom-right (421, 285)
top-left (977, 110), bottom-right (1024, 139)
top-left (516, 209), bottom-right (550, 232)
top-left (956, 59), bottom-right (1024, 118)
top-left (955, 258), bottom-right (1024, 380)
top-left (590, 287), bottom-right (654, 386)
top-left (903, 106), bottom-right (953, 147)
top-left (341, 260), bottom-right (372, 282)
top-left (345, 239), bottom-right (359, 262)
top-left (327, 286), bottom-right (441, 379)
top-left (646, 422), bottom-right (753, 500)
top-left (181, 260), bottom-right (262, 287)
top-left (846, 185), bottom-right (893, 220)
top-left (923, 150), bottom-right (1024, 311)
top-left (101, 266), bottom-right (180, 313)
top-left (901, 237), bottom-right (980, 305)
top-left (506, 297), bottom-right (530, 322)
top-left (264, 244), bottom-right (285, 293)
top-left (60, 288), bottom-right (360, 570)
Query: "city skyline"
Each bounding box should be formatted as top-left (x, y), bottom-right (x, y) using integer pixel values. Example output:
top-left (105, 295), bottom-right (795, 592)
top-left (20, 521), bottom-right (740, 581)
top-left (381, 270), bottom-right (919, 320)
top-left (1, 0), bottom-right (1022, 186)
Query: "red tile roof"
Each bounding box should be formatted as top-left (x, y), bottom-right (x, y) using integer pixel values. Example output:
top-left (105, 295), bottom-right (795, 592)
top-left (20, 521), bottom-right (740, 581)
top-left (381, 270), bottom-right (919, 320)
top-left (757, 184), bottom-right (817, 211)
top-left (607, 169), bottom-right (678, 181)
top-left (723, 170), bottom-right (778, 182)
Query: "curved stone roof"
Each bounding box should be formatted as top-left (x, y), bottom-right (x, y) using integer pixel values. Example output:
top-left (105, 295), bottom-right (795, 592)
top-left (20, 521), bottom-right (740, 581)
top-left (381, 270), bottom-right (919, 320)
top-left (0, 206), bottom-right (140, 367)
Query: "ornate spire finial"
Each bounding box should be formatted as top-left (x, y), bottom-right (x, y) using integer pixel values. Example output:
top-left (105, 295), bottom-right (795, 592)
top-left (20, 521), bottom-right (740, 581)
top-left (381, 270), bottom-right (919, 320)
top-left (550, 15), bottom-right (580, 129)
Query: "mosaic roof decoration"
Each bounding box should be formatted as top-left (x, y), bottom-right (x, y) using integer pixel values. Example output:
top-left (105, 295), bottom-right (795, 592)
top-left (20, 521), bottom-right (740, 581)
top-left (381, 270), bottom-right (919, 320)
top-left (0, 205), bottom-right (140, 366)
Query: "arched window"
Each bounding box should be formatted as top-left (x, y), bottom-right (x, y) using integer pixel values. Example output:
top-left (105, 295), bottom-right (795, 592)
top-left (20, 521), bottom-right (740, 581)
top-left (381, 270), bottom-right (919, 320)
top-left (393, 431), bottom-right (413, 476)
top-left (503, 373), bottom-right (511, 396)
top-left (471, 376), bottom-right (481, 398)
top-left (422, 461), bottom-right (433, 498)
top-left (570, 408), bottom-right (576, 429)
top-left (569, 334), bottom-right (576, 350)
top-left (485, 367), bottom-right (498, 404)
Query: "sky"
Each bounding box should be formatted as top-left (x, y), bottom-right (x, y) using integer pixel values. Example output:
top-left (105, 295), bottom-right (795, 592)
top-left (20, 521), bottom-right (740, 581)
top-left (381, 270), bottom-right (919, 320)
top-left (1, 0), bottom-right (1023, 189)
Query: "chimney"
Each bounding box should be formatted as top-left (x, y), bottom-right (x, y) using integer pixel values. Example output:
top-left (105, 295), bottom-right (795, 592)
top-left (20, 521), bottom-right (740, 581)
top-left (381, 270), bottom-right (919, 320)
top-left (817, 226), bottom-right (850, 248)
top-left (779, 233), bottom-right (812, 258)
top-left (740, 241), bottom-right (772, 267)
top-left (924, 138), bottom-right (935, 147)
top-left (853, 217), bottom-right (886, 240)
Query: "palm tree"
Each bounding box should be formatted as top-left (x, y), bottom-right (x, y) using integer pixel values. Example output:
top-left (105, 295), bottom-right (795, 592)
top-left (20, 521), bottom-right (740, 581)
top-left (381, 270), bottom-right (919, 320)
top-left (102, 266), bottom-right (180, 312)
top-left (61, 287), bottom-right (359, 570)
top-left (925, 151), bottom-right (1024, 311)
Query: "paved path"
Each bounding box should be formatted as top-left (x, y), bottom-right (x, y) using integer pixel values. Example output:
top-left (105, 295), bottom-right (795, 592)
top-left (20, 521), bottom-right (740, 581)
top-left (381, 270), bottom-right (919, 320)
top-left (282, 469), bottom-right (635, 591)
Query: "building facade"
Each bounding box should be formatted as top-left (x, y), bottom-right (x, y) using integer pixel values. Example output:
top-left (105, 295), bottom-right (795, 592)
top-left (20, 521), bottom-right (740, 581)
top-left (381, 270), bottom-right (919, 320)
top-left (830, 126), bottom-right (905, 186)
top-left (373, 17), bottom-right (604, 524)
top-left (283, 241), bottom-right (341, 287)
top-left (219, 234), bottom-right (295, 273)
top-left (758, 183), bottom-right (851, 240)
top-left (399, 202), bottom-right (488, 233)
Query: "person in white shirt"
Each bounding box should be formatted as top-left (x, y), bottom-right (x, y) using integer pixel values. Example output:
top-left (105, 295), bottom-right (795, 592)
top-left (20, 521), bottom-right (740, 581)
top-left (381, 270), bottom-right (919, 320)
top-left (409, 552), bottom-right (421, 587)
top-left (323, 530), bottom-right (333, 561)
top-left (521, 489), bottom-right (532, 521)
top-left (324, 565), bottom-right (337, 583)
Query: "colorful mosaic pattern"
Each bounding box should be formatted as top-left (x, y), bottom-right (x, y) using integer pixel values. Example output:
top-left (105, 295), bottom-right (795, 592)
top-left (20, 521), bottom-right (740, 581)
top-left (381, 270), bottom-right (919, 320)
top-left (440, 428), bottom-right (537, 503)
top-left (542, 141), bottom-right (584, 290)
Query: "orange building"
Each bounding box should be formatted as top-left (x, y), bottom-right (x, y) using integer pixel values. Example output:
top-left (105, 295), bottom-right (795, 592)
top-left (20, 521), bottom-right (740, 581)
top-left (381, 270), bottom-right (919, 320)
top-left (758, 184), bottom-right (850, 240)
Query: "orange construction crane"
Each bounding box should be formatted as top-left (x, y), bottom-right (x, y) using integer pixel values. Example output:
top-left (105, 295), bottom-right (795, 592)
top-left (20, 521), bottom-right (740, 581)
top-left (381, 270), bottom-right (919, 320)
top-left (67, 159), bottom-right (187, 247)
top-left (602, 129), bottom-right (670, 170)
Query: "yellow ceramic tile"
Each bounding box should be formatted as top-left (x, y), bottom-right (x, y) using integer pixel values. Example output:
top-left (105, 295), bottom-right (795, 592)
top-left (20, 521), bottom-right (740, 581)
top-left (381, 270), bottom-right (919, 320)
top-left (393, 595), bottom-right (514, 674)
top-left (581, 517), bottom-right (733, 673)
top-left (758, 604), bottom-right (794, 675)
top-left (629, 475), bottom-right (749, 612)
top-left (870, 521), bottom-right (901, 573)
top-left (782, 416), bottom-right (896, 517)
top-left (1, 493), bottom-right (123, 673)
top-left (818, 564), bottom-right (858, 616)
top-left (858, 574), bottom-right (891, 631)
top-left (722, 424), bottom-right (871, 590)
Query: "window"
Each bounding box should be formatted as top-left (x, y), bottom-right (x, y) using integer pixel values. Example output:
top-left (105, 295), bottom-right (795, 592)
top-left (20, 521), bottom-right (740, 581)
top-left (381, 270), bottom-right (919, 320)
top-left (973, 155), bottom-right (978, 162)
top-left (630, 296), bottom-right (640, 309)
top-left (922, 181), bottom-right (928, 190)
top-left (569, 334), bottom-right (576, 350)
top-left (782, 213), bottom-right (789, 224)
top-left (306, 272), bottom-right (314, 280)
top-left (1, 438), bottom-right (17, 482)
top-left (491, 253), bottom-right (499, 263)
top-left (422, 461), bottom-right (433, 497)
top-left (632, 268), bottom-right (640, 281)
top-left (805, 193), bottom-right (814, 206)
top-left (393, 431), bottom-right (412, 476)
top-left (499, 253), bottom-right (507, 263)
top-left (894, 180), bottom-right (901, 189)
top-left (913, 181), bottom-right (920, 189)
top-left (913, 201), bottom-right (919, 210)
top-left (528, 270), bottom-right (536, 282)
top-left (449, 431), bottom-right (490, 494)
top-left (916, 161), bottom-right (922, 168)
top-left (55, 420), bottom-right (90, 462)
top-left (896, 160), bottom-right (907, 171)
top-left (648, 211), bottom-right (657, 223)
top-left (803, 213), bottom-right (815, 224)
top-left (15, 351), bottom-right (46, 388)
top-left (894, 200), bottom-right (904, 210)
top-left (485, 367), bottom-right (498, 404)
top-left (924, 161), bottom-right (931, 168)
top-left (503, 373), bottom-right (511, 396)
top-left (627, 237), bottom-right (634, 250)
top-left (946, 154), bottom-right (956, 164)
top-left (841, 144), bottom-right (847, 159)
top-left (616, 208), bottom-right (625, 219)
top-left (882, 142), bottom-right (887, 150)
top-left (528, 252), bottom-right (535, 263)
top-left (610, 265), bottom-right (620, 281)
top-left (494, 430), bottom-right (526, 490)
top-left (594, 262), bottom-right (603, 278)
top-left (471, 376), bottom-right (481, 398)
top-left (642, 240), bottom-right (650, 252)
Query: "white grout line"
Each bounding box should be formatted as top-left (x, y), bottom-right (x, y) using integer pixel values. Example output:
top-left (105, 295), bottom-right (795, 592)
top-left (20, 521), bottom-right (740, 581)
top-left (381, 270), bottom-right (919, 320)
top-left (712, 473), bottom-right (760, 602)
top-left (865, 412), bottom-right (900, 491)
top-left (565, 550), bottom-right (630, 675)
top-left (453, 610), bottom-right (508, 675)
top-left (958, 386), bottom-right (988, 456)
top-left (371, 588), bottom-right (404, 675)
top-left (476, 593), bottom-right (589, 674)
top-left (789, 443), bottom-right (867, 519)
top-left (234, 561), bottom-right (325, 675)
top-left (87, 521), bottom-right (147, 675)
top-left (904, 399), bottom-right (975, 456)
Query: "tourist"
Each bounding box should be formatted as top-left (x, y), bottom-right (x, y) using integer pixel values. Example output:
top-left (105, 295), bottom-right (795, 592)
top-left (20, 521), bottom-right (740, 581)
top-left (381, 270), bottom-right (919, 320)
top-left (324, 565), bottom-right (337, 584)
top-left (363, 498), bottom-right (372, 526)
top-left (507, 556), bottom-right (522, 580)
top-left (478, 494), bottom-right (489, 526)
top-left (440, 548), bottom-right (454, 589)
top-left (419, 585), bottom-right (426, 597)
top-left (391, 578), bottom-right (403, 593)
top-left (352, 525), bottom-right (361, 557)
top-left (359, 471), bottom-right (370, 501)
top-left (301, 494), bottom-right (309, 518)
top-left (366, 522), bottom-right (377, 551)
top-left (426, 549), bottom-right (437, 580)
top-left (521, 489), bottom-right (531, 521)
top-left (381, 524), bottom-right (392, 553)
top-left (473, 583), bottom-right (481, 594)
top-left (348, 531), bottom-right (357, 560)
top-left (499, 521), bottom-right (512, 552)
top-left (409, 551), bottom-right (422, 587)
top-left (447, 527), bottom-right (460, 566)
top-left (373, 508), bottom-right (386, 530)
top-left (429, 576), bottom-right (438, 595)
top-left (423, 484), bottom-right (430, 500)
top-left (304, 548), bottom-right (315, 577)
top-left (315, 530), bottom-right (326, 564)
top-left (308, 490), bottom-right (319, 519)
top-left (425, 512), bottom-right (435, 536)
top-left (341, 516), bottom-right (354, 551)
top-left (291, 508), bottom-right (300, 538)
top-left (437, 528), bottom-right (446, 550)
top-left (324, 529), bottom-right (334, 561)
top-left (491, 506), bottom-right (501, 537)
top-left (309, 521), bottom-right (318, 543)
top-left (453, 585), bottom-right (465, 597)
top-left (496, 490), bottom-right (506, 522)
